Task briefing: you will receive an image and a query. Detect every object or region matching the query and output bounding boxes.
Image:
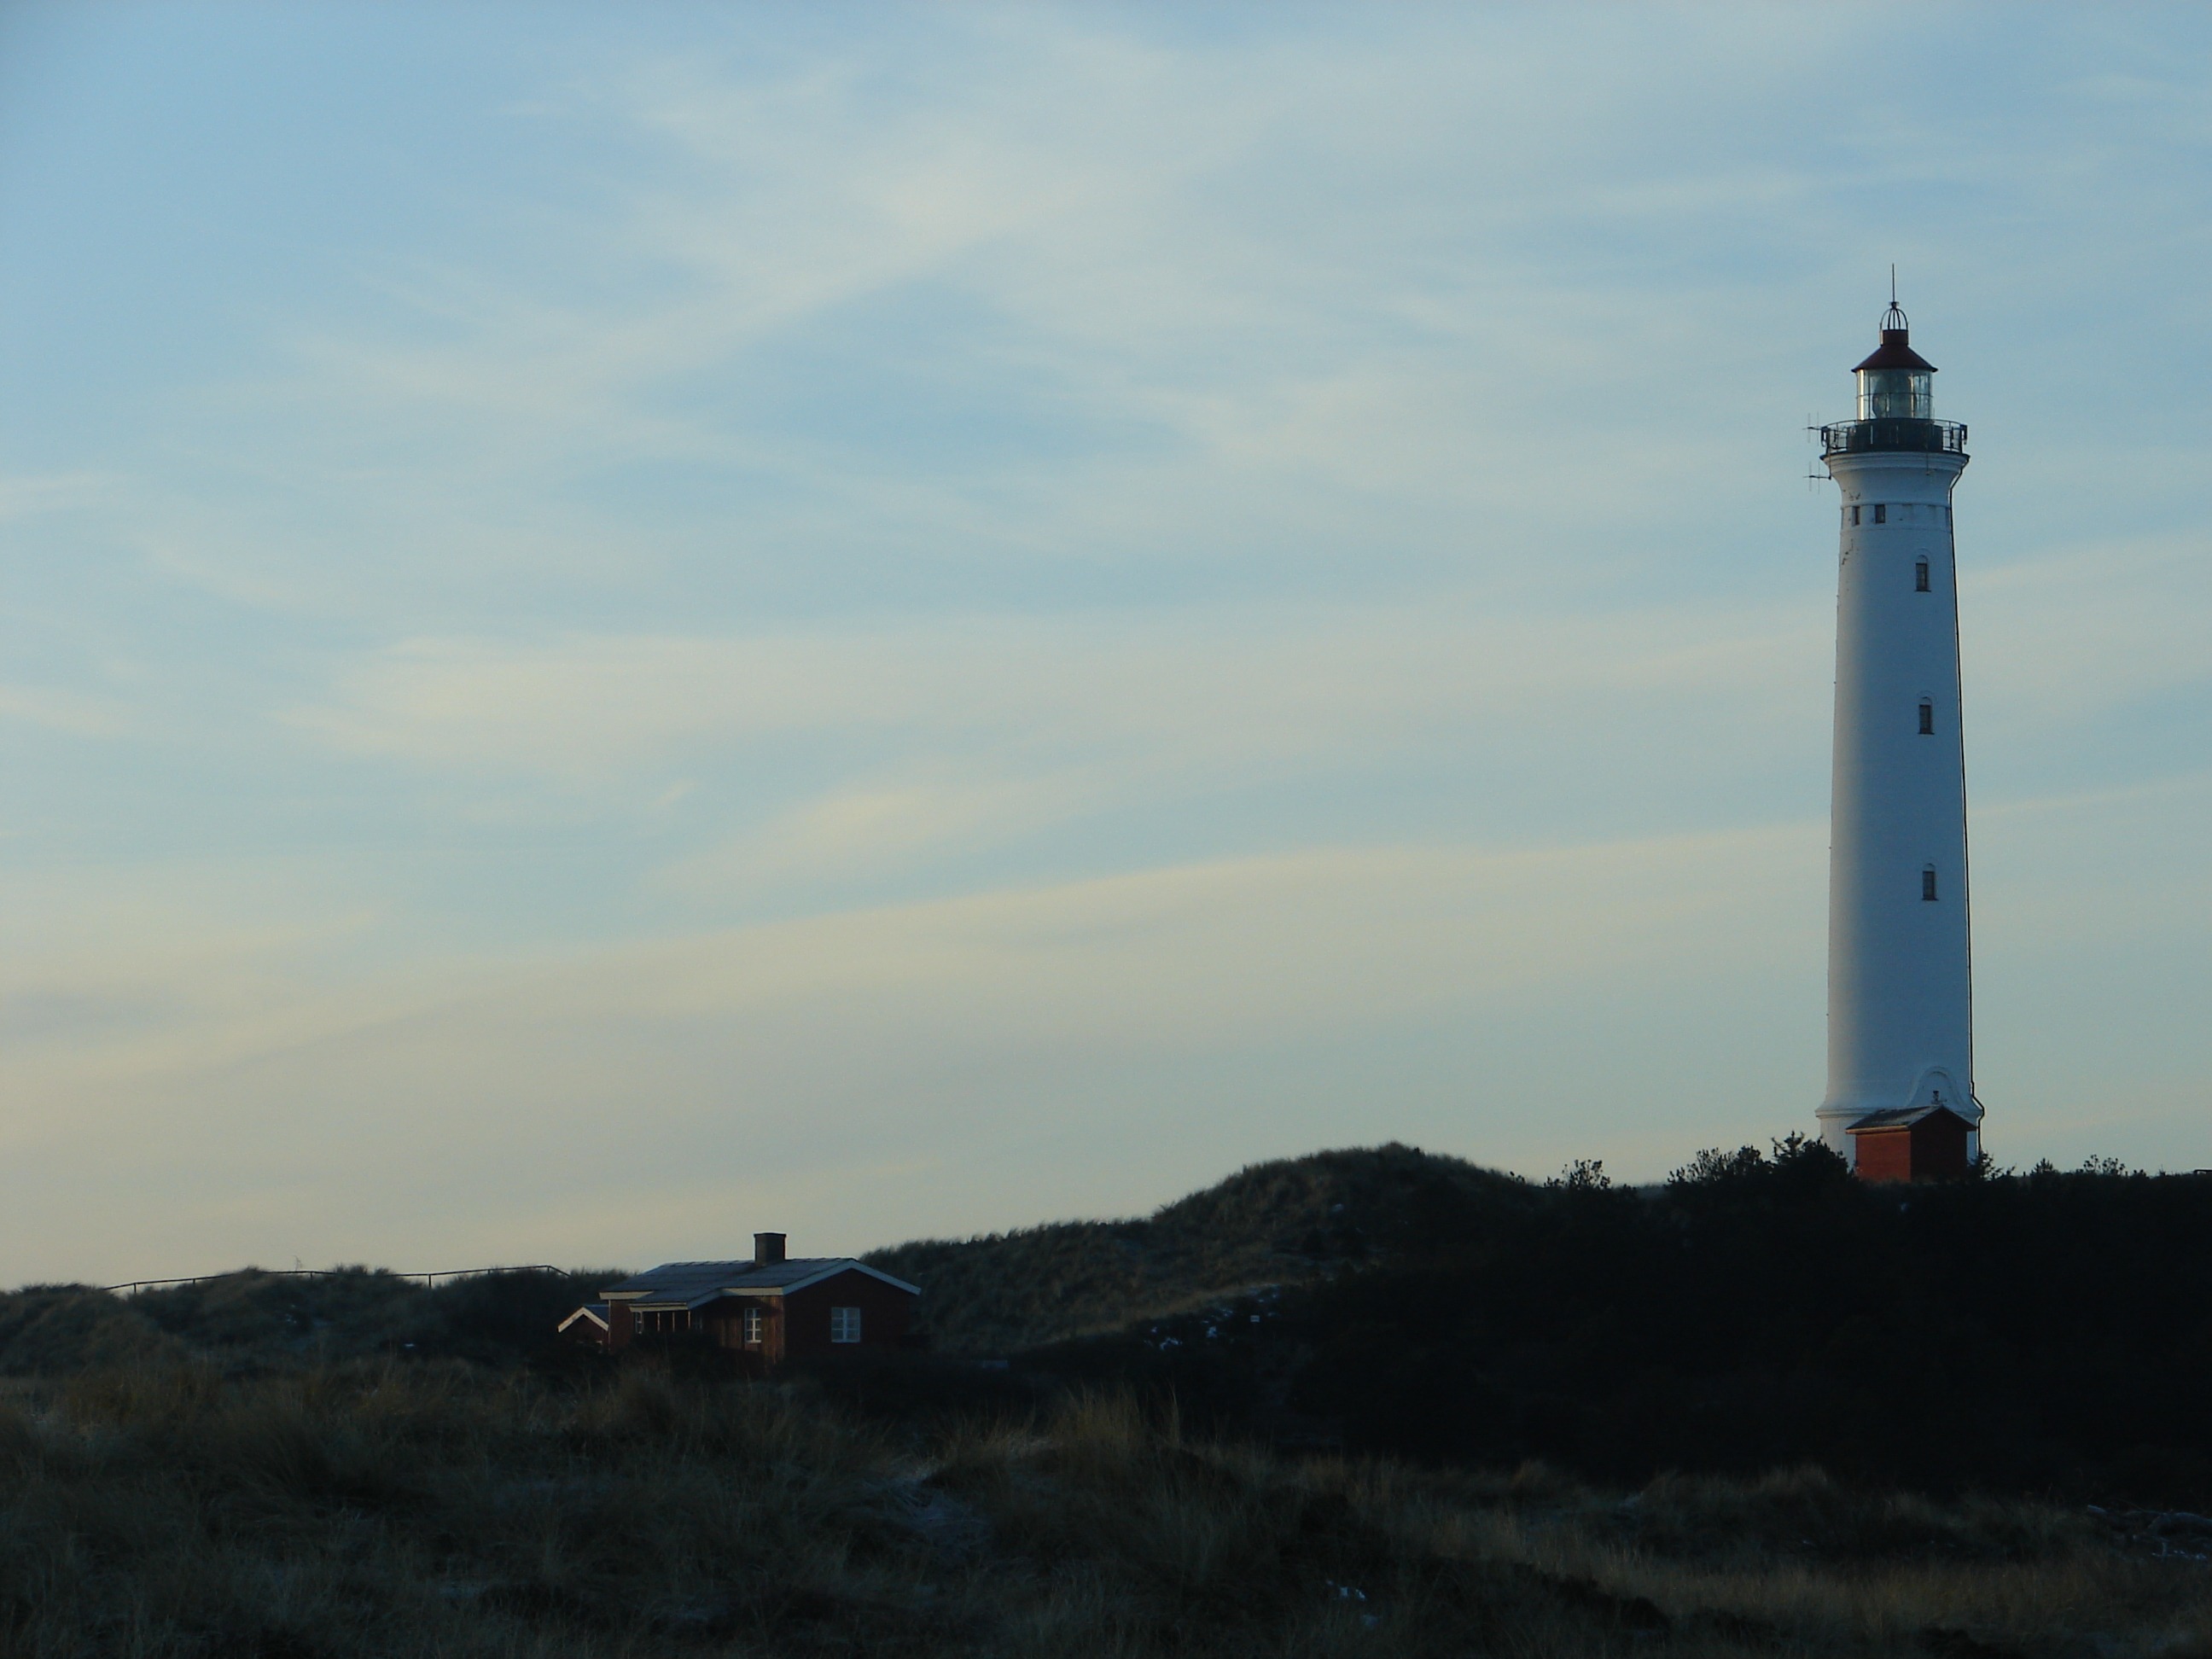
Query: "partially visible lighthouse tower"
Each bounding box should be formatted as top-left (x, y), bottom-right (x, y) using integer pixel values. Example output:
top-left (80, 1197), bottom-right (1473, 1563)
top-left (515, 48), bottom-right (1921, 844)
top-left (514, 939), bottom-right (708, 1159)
top-left (1816, 300), bottom-right (1982, 1170)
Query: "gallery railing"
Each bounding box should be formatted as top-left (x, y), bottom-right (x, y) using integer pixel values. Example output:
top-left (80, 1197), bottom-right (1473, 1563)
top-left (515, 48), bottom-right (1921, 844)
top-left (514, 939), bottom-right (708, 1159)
top-left (1819, 417), bottom-right (1969, 458)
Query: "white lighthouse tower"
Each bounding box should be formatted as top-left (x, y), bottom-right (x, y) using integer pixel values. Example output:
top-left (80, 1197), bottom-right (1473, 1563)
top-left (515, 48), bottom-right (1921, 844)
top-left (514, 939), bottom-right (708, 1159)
top-left (1815, 300), bottom-right (1982, 1173)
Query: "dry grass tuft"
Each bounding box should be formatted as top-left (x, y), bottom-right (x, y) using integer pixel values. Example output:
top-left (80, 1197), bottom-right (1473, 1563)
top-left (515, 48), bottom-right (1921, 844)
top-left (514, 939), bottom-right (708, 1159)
top-left (0, 1364), bottom-right (2207, 1656)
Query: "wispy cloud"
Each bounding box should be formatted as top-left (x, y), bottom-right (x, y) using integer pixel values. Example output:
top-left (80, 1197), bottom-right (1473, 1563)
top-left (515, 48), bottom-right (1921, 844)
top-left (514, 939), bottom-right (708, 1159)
top-left (657, 770), bottom-right (1107, 893)
top-left (2, 5), bottom-right (2209, 1279)
top-left (0, 683), bottom-right (130, 736)
top-left (89, 12), bottom-right (1893, 624)
top-left (287, 600), bottom-right (1829, 781)
top-left (0, 824), bottom-right (1827, 1279)
top-left (0, 472), bottom-right (109, 521)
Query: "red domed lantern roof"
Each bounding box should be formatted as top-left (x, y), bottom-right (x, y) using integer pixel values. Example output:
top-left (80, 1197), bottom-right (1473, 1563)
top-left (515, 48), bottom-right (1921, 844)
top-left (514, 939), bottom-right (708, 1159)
top-left (1854, 301), bottom-right (1936, 372)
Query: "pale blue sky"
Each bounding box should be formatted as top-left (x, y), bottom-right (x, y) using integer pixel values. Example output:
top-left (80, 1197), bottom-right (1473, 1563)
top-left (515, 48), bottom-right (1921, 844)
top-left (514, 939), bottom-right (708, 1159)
top-left (2, 4), bottom-right (2208, 1281)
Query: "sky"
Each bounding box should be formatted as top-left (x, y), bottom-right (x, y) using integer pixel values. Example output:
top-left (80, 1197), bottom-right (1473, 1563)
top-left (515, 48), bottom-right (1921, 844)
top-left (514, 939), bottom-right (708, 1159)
top-left (1, 4), bottom-right (2208, 1284)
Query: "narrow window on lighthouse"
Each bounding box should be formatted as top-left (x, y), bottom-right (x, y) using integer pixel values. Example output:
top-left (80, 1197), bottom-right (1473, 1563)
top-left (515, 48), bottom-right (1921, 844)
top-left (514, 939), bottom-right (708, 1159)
top-left (1849, 505), bottom-right (1861, 526)
top-left (1922, 866), bottom-right (1939, 902)
top-left (1915, 559), bottom-right (1930, 591)
top-left (1872, 504), bottom-right (1887, 524)
top-left (1918, 699), bottom-right (1935, 735)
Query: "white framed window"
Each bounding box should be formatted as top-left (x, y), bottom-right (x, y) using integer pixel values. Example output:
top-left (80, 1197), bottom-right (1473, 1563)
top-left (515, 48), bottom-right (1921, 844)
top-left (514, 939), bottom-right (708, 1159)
top-left (1872, 504), bottom-right (1887, 524)
top-left (742, 1307), bottom-right (764, 1346)
top-left (830, 1307), bottom-right (863, 1344)
top-left (1849, 504), bottom-right (1861, 527)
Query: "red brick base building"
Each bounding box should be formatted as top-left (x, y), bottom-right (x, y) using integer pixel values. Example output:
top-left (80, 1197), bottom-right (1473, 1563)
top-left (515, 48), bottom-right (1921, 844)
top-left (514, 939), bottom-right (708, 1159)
top-left (1847, 1103), bottom-right (1974, 1183)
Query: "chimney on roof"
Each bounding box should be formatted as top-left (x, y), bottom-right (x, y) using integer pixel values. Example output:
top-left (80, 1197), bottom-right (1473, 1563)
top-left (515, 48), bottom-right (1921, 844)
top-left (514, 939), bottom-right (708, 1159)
top-left (753, 1231), bottom-right (787, 1266)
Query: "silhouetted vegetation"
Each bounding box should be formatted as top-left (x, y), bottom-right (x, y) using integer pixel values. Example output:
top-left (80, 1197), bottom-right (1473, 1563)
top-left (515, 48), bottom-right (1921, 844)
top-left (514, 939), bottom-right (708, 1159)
top-left (10, 1143), bottom-right (2212, 1509)
top-left (988, 1141), bottom-right (2212, 1507)
top-left (0, 1267), bottom-right (619, 1378)
top-left (8, 1143), bottom-right (2212, 1652)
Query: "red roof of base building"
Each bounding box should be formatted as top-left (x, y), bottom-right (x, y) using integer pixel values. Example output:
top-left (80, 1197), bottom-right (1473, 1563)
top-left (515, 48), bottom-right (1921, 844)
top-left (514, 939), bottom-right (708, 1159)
top-left (1845, 1103), bottom-right (1972, 1134)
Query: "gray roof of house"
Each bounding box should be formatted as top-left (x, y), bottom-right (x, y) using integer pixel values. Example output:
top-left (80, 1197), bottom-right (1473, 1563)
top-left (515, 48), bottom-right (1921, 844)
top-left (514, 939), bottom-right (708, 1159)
top-left (601, 1258), bottom-right (919, 1307)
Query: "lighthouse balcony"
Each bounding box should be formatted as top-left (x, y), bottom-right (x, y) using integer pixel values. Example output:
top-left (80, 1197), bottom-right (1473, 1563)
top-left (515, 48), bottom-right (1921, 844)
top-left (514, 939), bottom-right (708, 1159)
top-left (1820, 417), bottom-right (1968, 459)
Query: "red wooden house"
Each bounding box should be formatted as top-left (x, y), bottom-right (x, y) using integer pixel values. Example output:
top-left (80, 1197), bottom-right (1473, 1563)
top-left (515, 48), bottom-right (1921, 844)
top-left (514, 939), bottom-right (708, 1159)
top-left (1846, 1103), bottom-right (1974, 1183)
top-left (556, 1303), bottom-right (609, 1344)
top-left (569, 1233), bottom-right (920, 1365)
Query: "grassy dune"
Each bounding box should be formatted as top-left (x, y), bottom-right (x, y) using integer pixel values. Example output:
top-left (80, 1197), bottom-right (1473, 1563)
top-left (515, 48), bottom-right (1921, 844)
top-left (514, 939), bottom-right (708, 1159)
top-left (8, 1144), bottom-right (2212, 1654)
top-left (3, 1363), bottom-right (2209, 1657)
top-left (864, 1144), bottom-right (1528, 1356)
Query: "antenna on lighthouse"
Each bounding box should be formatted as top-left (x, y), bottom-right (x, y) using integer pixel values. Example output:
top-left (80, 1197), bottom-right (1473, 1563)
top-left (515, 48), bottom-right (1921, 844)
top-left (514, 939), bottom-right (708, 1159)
top-left (1883, 266), bottom-right (1908, 335)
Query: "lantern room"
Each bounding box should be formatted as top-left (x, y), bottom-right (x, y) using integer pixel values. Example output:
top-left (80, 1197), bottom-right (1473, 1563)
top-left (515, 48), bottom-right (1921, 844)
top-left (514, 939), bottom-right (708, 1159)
top-left (1854, 301), bottom-right (1936, 420)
